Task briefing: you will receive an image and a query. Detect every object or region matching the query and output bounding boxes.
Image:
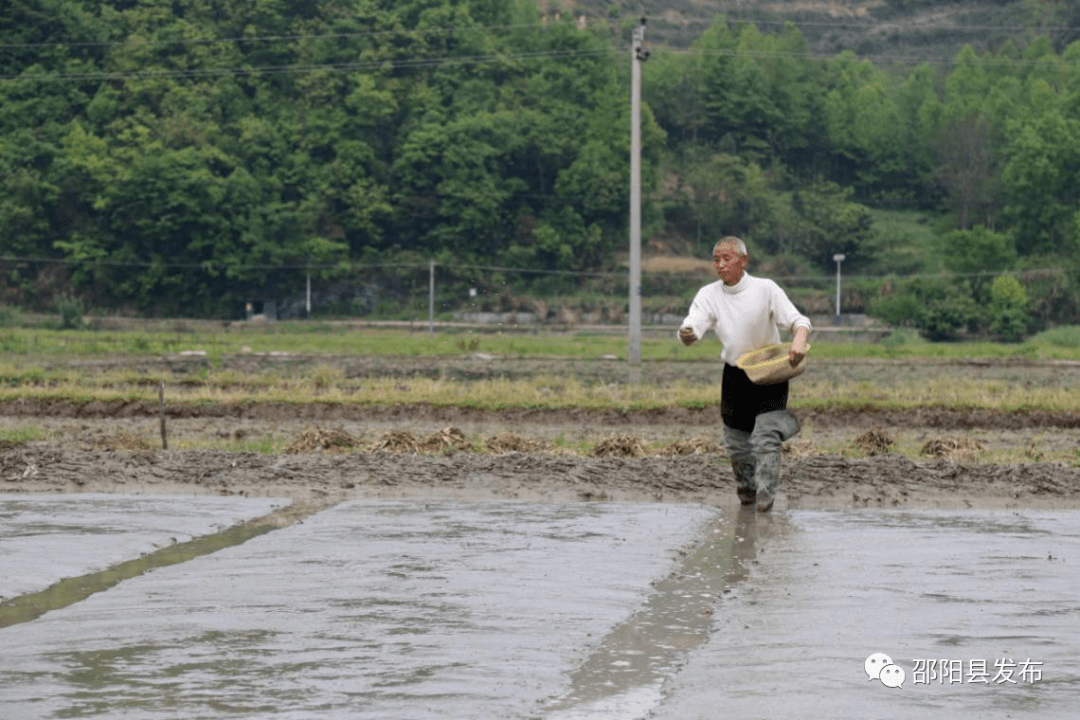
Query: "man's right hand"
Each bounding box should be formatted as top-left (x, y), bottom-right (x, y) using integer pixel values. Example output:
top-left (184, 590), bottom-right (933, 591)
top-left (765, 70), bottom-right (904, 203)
top-left (678, 326), bottom-right (697, 346)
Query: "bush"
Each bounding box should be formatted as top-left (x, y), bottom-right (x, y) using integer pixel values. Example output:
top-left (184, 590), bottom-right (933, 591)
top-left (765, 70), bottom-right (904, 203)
top-left (1030, 325), bottom-right (1080, 348)
top-left (919, 293), bottom-right (983, 341)
top-left (879, 327), bottom-right (921, 346)
top-left (987, 275), bottom-right (1031, 341)
top-left (868, 276), bottom-right (984, 340)
top-left (989, 275), bottom-right (1028, 308)
top-left (0, 305), bottom-right (20, 327)
top-left (868, 291), bottom-right (923, 327)
top-left (989, 307), bottom-right (1029, 342)
top-left (55, 298), bottom-right (86, 329)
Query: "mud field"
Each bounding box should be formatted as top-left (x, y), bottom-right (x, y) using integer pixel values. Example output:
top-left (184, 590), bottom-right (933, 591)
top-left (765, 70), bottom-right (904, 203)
top-left (3, 355), bottom-right (1080, 511)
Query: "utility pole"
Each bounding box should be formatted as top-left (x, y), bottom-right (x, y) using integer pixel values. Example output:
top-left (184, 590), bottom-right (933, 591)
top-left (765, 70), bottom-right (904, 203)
top-left (629, 17), bottom-right (648, 377)
top-left (305, 266), bottom-right (312, 319)
top-left (833, 253), bottom-right (845, 318)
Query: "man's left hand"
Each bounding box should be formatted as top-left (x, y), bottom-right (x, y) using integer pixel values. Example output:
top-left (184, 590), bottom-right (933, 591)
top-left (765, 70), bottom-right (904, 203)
top-left (789, 329), bottom-right (810, 366)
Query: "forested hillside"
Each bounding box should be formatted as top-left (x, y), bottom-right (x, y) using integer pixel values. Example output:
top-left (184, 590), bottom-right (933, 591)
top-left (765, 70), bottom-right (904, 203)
top-left (2, 0), bottom-right (1079, 336)
top-left (590, 0), bottom-right (1034, 59)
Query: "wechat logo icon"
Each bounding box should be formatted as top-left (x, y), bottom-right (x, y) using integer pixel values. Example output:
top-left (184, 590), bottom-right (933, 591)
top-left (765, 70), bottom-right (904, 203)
top-left (866, 652), bottom-right (905, 689)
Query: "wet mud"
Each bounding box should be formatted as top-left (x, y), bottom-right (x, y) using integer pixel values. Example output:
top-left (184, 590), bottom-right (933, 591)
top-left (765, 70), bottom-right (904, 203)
top-left (3, 440), bottom-right (1080, 512)
top-left (0, 500), bottom-right (719, 720)
top-left (3, 354), bottom-right (1080, 510)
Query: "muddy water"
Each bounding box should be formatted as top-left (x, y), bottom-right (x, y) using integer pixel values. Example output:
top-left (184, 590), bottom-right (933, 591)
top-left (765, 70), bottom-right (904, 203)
top-left (0, 499), bottom-right (715, 719)
top-left (1, 499), bottom-right (1078, 720)
top-left (653, 509), bottom-right (1080, 720)
top-left (0, 494), bottom-right (286, 599)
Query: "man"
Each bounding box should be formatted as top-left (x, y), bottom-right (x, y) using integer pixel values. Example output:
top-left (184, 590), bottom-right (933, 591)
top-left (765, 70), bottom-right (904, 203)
top-left (678, 236), bottom-right (811, 512)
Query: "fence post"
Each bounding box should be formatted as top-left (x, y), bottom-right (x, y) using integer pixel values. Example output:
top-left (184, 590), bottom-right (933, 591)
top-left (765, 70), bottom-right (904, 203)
top-left (428, 260), bottom-right (435, 333)
top-left (159, 381), bottom-right (167, 450)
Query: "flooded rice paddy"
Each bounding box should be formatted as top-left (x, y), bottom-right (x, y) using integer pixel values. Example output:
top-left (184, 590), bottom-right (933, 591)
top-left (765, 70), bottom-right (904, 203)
top-left (1, 496), bottom-right (1078, 719)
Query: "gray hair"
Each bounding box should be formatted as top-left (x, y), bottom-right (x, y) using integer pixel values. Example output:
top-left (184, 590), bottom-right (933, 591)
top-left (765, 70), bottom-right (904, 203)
top-left (713, 236), bottom-right (747, 256)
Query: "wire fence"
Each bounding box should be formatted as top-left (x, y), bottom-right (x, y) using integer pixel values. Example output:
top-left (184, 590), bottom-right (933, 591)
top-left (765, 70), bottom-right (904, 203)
top-left (1, 256), bottom-right (1077, 328)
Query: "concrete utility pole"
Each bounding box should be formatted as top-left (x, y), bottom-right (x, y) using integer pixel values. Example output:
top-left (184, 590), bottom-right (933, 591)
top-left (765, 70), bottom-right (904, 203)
top-left (833, 253), bottom-right (845, 318)
top-left (629, 18), bottom-right (648, 375)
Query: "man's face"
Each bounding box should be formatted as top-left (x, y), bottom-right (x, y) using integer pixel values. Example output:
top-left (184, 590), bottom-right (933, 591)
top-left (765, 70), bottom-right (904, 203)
top-left (713, 243), bottom-right (748, 286)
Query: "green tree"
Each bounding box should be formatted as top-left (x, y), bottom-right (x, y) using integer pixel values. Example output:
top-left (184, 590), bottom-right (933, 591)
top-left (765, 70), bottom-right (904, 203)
top-left (870, 277), bottom-right (983, 341)
top-left (698, 19), bottom-right (821, 164)
top-left (940, 225), bottom-right (1016, 299)
top-left (988, 274), bottom-right (1030, 341)
top-left (819, 52), bottom-right (909, 199)
top-left (786, 180), bottom-right (873, 270)
top-left (1000, 81), bottom-right (1080, 257)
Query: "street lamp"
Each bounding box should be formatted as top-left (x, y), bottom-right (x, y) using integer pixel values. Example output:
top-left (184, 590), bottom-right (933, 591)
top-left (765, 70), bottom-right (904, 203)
top-left (832, 253), bottom-right (845, 318)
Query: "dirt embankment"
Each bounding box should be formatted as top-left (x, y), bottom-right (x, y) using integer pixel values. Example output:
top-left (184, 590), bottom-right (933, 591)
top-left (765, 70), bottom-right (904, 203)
top-left (3, 398), bottom-right (1080, 432)
top-left (3, 396), bottom-right (1080, 511)
top-left (4, 439), bottom-right (1079, 511)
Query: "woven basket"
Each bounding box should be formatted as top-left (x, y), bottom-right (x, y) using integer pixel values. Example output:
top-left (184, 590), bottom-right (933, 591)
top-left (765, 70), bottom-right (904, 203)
top-left (736, 342), bottom-right (810, 385)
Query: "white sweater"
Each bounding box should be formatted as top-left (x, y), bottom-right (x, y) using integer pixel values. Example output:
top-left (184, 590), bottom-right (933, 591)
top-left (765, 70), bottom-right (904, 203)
top-left (679, 273), bottom-right (812, 365)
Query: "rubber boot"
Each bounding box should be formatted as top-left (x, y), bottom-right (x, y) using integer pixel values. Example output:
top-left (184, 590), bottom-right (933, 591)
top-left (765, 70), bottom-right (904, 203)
top-left (749, 410), bottom-right (801, 512)
top-left (723, 425), bottom-right (757, 506)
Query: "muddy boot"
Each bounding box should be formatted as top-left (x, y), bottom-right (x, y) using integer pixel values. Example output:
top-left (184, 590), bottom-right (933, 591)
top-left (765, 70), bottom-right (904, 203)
top-left (723, 425), bottom-right (757, 506)
top-left (750, 410), bottom-right (801, 513)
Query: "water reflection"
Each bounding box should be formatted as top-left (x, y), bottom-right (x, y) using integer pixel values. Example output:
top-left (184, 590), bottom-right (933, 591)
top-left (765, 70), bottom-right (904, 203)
top-left (0, 500), bottom-right (715, 720)
top-left (543, 507), bottom-right (780, 718)
top-left (3, 500), bottom-right (1077, 720)
top-left (651, 509), bottom-right (1080, 720)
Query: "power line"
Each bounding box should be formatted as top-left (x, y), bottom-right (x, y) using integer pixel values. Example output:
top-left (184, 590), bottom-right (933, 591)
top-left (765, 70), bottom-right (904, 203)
top-left (2, 11), bottom-right (1076, 82)
top-left (679, 15), bottom-right (1076, 35)
top-left (670, 45), bottom-right (1079, 68)
top-left (3, 13), bottom-right (1079, 53)
top-left (441, 263), bottom-right (623, 278)
top-left (0, 254), bottom-right (1066, 283)
top-left (0, 22), bottom-right (546, 50)
top-left (6, 34), bottom-right (1076, 85)
top-left (5, 41), bottom-right (1072, 84)
top-left (0, 47), bottom-right (614, 82)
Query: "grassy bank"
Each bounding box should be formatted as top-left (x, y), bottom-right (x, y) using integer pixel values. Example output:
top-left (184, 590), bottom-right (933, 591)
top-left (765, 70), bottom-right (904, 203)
top-left (4, 323), bottom-right (1080, 362)
top-left (2, 325), bottom-right (1078, 467)
top-left (0, 330), bottom-right (1071, 410)
top-left (0, 324), bottom-right (1078, 413)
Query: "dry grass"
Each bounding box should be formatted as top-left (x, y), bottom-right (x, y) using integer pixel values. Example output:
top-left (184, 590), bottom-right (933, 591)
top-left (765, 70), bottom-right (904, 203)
top-left (656, 435), bottom-right (720, 456)
top-left (419, 426), bottom-right (472, 453)
top-left (854, 428), bottom-right (895, 456)
top-left (486, 433), bottom-right (551, 453)
top-left (590, 434), bottom-right (651, 458)
top-left (0, 361), bottom-right (1078, 415)
top-left (372, 430), bottom-right (422, 454)
top-left (367, 427), bottom-right (473, 454)
top-left (782, 439), bottom-right (817, 457)
top-left (87, 432), bottom-right (155, 452)
top-left (284, 426), bottom-right (359, 454)
top-left (921, 437), bottom-right (987, 459)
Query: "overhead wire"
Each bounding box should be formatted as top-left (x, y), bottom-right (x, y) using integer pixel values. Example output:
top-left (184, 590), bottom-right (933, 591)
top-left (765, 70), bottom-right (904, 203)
top-left (0, 22), bottom-right (545, 50)
top-left (1, 12), bottom-right (1078, 51)
top-left (3, 43), bottom-right (1073, 84)
top-left (1, 47), bottom-right (614, 82)
top-left (3, 11), bottom-right (1080, 83)
top-left (0, 254), bottom-right (1066, 283)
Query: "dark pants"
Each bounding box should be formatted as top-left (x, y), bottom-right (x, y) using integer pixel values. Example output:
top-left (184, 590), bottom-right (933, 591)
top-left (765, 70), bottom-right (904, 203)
top-left (720, 363), bottom-right (789, 433)
top-left (720, 364), bottom-right (800, 508)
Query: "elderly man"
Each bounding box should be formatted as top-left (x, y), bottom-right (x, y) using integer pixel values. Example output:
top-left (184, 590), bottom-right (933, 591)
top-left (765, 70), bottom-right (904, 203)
top-left (678, 236), bottom-right (811, 512)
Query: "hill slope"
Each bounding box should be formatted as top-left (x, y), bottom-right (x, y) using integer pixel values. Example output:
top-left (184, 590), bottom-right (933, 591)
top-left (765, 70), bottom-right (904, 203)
top-left (573, 0), bottom-right (1034, 64)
